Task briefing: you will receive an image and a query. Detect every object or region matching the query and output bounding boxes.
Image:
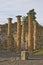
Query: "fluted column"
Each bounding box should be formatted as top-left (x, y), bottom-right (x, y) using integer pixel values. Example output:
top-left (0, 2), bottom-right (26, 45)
top-left (7, 18), bottom-right (12, 48)
top-left (22, 18), bottom-right (25, 50)
top-left (33, 22), bottom-right (37, 50)
top-left (16, 15), bottom-right (21, 51)
top-left (8, 18), bottom-right (12, 36)
top-left (27, 12), bottom-right (33, 53)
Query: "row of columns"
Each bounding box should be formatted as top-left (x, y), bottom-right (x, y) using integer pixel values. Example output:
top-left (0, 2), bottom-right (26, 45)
top-left (16, 16), bottom-right (26, 51)
top-left (27, 12), bottom-right (37, 53)
top-left (7, 14), bottom-right (37, 52)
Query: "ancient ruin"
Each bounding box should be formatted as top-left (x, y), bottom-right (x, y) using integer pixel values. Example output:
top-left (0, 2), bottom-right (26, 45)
top-left (0, 9), bottom-right (43, 55)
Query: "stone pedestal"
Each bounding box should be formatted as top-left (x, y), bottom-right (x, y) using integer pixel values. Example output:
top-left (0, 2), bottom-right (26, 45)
top-left (21, 51), bottom-right (29, 60)
top-left (16, 15), bottom-right (21, 51)
top-left (27, 12), bottom-right (33, 53)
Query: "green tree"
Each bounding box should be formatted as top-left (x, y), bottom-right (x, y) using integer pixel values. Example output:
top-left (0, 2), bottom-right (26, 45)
top-left (29, 9), bottom-right (36, 21)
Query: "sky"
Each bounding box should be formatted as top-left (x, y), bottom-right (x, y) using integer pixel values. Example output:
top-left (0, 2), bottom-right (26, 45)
top-left (0, 0), bottom-right (43, 26)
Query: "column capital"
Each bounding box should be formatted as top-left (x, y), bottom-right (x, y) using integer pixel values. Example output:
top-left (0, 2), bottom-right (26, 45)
top-left (16, 15), bottom-right (22, 21)
top-left (7, 18), bottom-right (13, 21)
top-left (16, 15), bottom-right (21, 18)
top-left (16, 15), bottom-right (21, 19)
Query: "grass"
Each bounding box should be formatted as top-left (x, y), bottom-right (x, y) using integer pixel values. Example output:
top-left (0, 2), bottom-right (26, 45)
top-left (33, 49), bottom-right (43, 55)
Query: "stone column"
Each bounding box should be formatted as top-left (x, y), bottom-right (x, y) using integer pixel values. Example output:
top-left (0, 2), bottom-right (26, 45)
top-left (33, 22), bottom-right (37, 50)
top-left (27, 12), bottom-right (33, 53)
top-left (16, 15), bottom-right (21, 51)
top-left (8, 18), bottom-right (12, 36)
top-left (0, 25), bottom-right (2, 32)
top-left (22, 18), bottom-right (25, 50)
top-left (7, 18), bottom-right (12, 48)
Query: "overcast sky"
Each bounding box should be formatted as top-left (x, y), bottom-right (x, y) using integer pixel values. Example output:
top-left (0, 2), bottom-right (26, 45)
top-left (0, 0), bottom-right (43, 25)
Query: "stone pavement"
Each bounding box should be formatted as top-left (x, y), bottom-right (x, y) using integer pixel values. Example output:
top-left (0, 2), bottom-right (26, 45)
top-left (0, 60), bottom-right (43, 65)
top-left (0, 50), bottom-right (43, 65)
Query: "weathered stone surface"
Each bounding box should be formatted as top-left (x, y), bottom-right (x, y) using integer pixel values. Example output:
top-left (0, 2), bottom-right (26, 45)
top-left (16, 15), bottom-right (21, 51)
top-left (33, 21), bottom-right (37, 50)
top-left (0, 10), bottom-right (43, 51)
top-left (21, 20), bottom-right (25, 50)
top-left (7, 18), bottom-right (14, 49)
top-left (0, 60), bottom-right (43, 65)
top-left (27, 12), bottom-right (33, 53)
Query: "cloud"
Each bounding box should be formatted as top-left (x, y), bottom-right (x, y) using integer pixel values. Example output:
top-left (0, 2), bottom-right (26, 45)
top-left (0, 0), bottom-right (43, 25)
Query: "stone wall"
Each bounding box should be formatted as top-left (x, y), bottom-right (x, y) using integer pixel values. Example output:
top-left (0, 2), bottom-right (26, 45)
top-left (36, 23), bottom-right (43, 49)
